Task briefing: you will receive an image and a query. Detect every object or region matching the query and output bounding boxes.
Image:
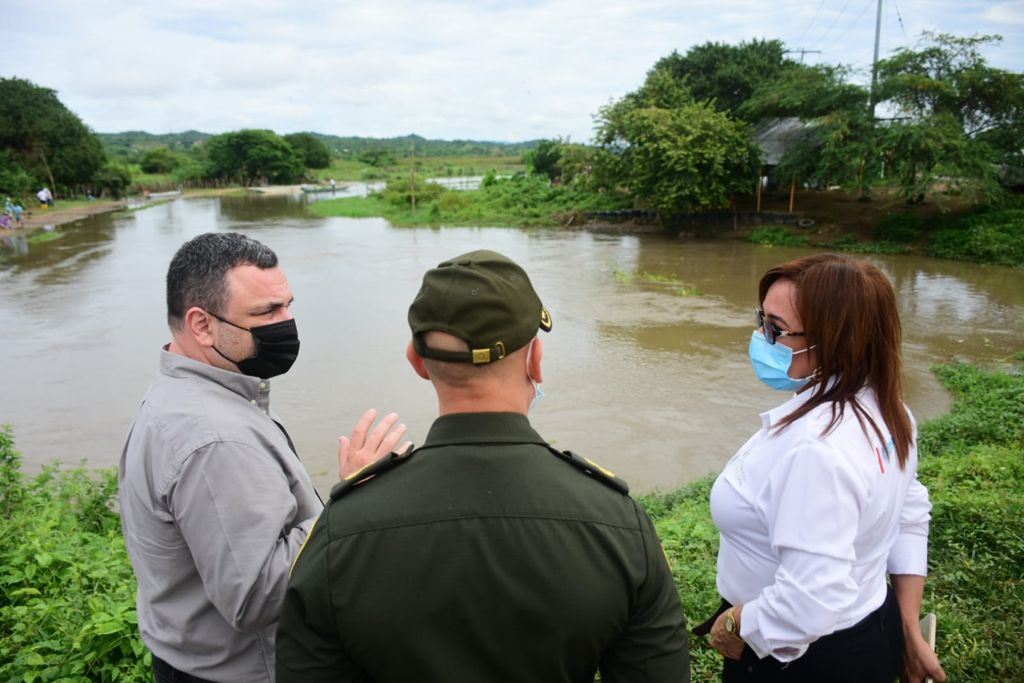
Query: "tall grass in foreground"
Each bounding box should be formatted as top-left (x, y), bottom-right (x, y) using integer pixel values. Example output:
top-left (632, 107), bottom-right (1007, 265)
top-left (1, 355), bottom-right (1021, 681)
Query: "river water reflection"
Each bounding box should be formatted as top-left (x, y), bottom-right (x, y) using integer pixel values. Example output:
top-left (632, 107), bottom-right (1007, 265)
top-left (2, 194), bottom-right (1022, 493)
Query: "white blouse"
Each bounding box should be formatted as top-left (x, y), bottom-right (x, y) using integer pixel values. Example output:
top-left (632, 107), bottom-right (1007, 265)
top-left (710, 386), bottom-right (931, 662)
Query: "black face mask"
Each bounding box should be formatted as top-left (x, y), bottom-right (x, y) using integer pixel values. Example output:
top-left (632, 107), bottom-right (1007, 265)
top-left (209, 313), bottom-right (300, 379)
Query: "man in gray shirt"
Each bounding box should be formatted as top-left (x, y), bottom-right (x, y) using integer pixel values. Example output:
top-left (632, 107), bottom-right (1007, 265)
top-left (120, 232), bottom-right (407, 682)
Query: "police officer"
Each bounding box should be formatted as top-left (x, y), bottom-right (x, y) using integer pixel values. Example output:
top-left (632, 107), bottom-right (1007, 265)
top-left (276, 250), bottom-right (690, 682)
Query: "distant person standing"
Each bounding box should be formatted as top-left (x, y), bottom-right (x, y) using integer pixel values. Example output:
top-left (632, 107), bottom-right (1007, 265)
top-left (36, 187), bottom-right (53, 207)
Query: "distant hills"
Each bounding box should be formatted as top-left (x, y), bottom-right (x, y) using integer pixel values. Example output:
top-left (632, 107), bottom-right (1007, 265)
top-left (97, 131), bottom-right (540, 160)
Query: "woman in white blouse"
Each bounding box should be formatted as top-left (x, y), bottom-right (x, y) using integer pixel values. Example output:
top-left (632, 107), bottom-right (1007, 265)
top-left (704, 254), bottom-right (945, 682)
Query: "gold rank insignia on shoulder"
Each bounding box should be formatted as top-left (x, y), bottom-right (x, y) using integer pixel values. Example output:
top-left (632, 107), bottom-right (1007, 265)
top-left (547, 447), bottom-right (630, 494)
top-left (329, 444), bottom-right (417, 501)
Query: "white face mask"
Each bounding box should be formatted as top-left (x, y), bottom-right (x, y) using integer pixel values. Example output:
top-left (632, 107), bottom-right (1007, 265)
top-left (526, 340), bottom-right (544, 411)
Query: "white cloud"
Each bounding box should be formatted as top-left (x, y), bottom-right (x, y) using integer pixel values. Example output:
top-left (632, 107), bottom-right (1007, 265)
top-left (6, 0), bottom-right (1022, 141)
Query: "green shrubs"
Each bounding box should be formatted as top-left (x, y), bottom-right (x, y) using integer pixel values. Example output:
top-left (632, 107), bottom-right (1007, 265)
top-left (0, 426), bottom-right (150, 682)
top-left (927, 208), bottom-right (1024, 269)
top-left (309, 174), bottom-right (630, 227)
top-left (745, 227), bottom-right (810, 247)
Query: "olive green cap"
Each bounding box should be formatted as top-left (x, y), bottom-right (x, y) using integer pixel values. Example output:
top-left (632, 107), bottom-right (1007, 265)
top-left (408, 250), bottom-right (552, 365)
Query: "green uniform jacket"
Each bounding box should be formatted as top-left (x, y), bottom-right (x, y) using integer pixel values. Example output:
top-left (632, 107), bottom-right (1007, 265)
top-left (277, 412), bottom-right (689, 682)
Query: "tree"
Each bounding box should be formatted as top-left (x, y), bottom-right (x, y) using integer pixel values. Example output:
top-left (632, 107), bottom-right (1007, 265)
top-left (92, 162), bottom-right (132, 198)
top-left (357, 148), bottom-right (396, 168)
top-left (652, 40), bottom-right (796, 119)
top-left (525, 139), bottom-right (564, 182)
top-left (0, 77), bottom-right (106, 194)
top-left (283, 132), bottom-right (331, 169)
top-left (205, 130), bottom-right (304, 184)
top-left (140, 147), bottom-right (180, 174)
top-left (872, 32), bottom-right (1023, 201)
top-left (595, 69), bottom-right (756, 215)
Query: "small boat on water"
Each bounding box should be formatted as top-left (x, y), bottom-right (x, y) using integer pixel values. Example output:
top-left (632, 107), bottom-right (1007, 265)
top-left (146, 190), bottom-right (182, 200)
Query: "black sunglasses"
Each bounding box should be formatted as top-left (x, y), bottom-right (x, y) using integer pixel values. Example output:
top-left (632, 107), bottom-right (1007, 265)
top-left (755, 308), bottom-right (805, 345)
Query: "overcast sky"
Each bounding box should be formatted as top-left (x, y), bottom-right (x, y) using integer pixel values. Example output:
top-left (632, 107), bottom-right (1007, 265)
top-left (6, 1), bottom-right (1023, 143)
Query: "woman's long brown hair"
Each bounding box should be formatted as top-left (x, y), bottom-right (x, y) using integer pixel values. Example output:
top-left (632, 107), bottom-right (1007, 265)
top-left (760, 254), bottom-right (913, 468)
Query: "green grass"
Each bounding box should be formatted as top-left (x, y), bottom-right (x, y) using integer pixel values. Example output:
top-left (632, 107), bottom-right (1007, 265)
top-left (745, 227), bottom-right (811, 247)
top-left (308, 173), bottom-right (629, 227)
top-left (927, 207), bottom-right (1024, 269)
top-left (309, 155), bottom-right (527, 184)
top-left (614, 270), bottom-right (703, 296)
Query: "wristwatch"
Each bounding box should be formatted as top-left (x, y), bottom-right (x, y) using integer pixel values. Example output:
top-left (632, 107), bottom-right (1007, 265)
top-left (725, 608), bottom-right (739, 638)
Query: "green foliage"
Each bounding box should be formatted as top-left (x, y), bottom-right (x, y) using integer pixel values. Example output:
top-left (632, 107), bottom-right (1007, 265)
top-left (745, 227), bottom-right (810, 247)
top-left (927, 208), bottom-right (1024, 268)
top-left (92, 162), bottom-right (133, 199)
top-left (652, 39), bottom-right (795, 120)
top-left (139, 147), bottom-right (180, 174)
top-left (638, 477), bottom-right (723, 679)
top-left (919, 361), bottom-right (1024, 457)
top-left (283, 132), bottom-right (332, 169)
top-left (0, 77), bottom-right (107, 193)
top-left (819, 234), bottom-right (911, 255)
top-left (309, 173), bottom-right (628, 227)
top-left (595, 74), bottom-right (756, 216)
top-left (0, 149), bottom-right (37, 197)
top-left (873, 212), bottom-right (924, 243)
top-left (525, 139), bottom-right (563, 182)
top-left (205, 129), bottom-right (304, 184)
top-left (0, 426), bottom-right (151, 681)
top-left (614, 270), bottom-right (702, 296)
top-left (357, 148), bottom-right (397, 168)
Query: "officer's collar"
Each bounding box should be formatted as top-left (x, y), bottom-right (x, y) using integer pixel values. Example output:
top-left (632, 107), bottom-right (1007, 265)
top-left (422, 412), bottom-right (546, 447)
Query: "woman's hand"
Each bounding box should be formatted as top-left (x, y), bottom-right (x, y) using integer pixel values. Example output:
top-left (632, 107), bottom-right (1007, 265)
top-left (900, 631), bottom-right (946, 683)
top-left (710, 605), bottom-right (746, 661)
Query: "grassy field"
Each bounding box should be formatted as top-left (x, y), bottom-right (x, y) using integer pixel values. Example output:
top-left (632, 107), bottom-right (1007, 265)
top-left (308, 173), bottom-right (628, 227)
top-left (310, 154), bottom-right (527, 183)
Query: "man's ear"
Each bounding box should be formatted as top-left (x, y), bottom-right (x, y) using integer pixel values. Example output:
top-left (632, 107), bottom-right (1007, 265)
top-left (185, 307), bottom-right (216, 347)
top-left (528, 337), bottom-right (543, 384)
top-left (407, 340), bottom-right (430, 380)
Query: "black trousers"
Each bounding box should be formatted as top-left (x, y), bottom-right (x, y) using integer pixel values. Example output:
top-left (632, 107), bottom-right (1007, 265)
top-left (152, 655), bottom-right (215, 683)
top-left (719, 587), bottom-right (904, 683)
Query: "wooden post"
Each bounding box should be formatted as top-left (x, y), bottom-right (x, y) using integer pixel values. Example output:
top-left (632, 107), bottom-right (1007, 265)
top-left (789, 176), bottom-right (796, 213)
top-left (755, 166), bottom-right (763, 212)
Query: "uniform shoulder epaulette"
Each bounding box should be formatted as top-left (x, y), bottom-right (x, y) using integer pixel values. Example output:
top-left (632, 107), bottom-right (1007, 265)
top-left (329, 445), bottom-right (416, 501)
top-left (547, 446), bottom-right (630, 495)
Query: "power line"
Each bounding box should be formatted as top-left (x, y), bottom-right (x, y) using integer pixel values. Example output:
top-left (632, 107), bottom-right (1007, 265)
top-left (796, 0), bottom-right (829, 46)
top-left (832, 0), bottom-right (876, 49)
top-left (814, 0), bottom-right (857, 49)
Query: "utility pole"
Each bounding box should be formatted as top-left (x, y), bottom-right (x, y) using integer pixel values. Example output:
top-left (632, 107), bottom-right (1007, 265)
top-left (869, 0), bottom-right (884, 118)
top-left (783, 48), bottom-right (822, 64)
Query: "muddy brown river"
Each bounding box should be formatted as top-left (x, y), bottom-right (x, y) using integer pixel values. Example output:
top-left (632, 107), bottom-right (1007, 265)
top-left (2, 194), bottom-right (1022, 493)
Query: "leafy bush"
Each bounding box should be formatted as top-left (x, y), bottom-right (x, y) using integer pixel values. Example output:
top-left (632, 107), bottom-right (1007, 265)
top-left (92, 162), bottom-right (133, 199)
top-left (874, 212), bottom-right (923, 243)
top-left (0, 426), bottom-right (150, 681)
top-left (927, 208), bottom-right (1024, 269)
top-left (746, 227), bottom-right (810, 246)
top-left (820, 234), bottom-right (911, 255)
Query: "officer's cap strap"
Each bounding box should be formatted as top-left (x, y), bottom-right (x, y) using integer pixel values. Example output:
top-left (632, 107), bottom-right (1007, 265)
top-left (330, 444), bottom-right (416, 501)
top-left (547, 447), bottom-right (630, 495)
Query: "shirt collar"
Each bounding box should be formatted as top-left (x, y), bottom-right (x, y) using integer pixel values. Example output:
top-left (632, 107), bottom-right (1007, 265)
top-left (159, 347), bottom-right (270, 407)
top-left (422, 412), bottom-right (546, 448)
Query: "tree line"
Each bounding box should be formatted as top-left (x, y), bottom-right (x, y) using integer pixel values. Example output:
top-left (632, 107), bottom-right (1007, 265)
top-left (527, 32), bottom-right (1023, 218)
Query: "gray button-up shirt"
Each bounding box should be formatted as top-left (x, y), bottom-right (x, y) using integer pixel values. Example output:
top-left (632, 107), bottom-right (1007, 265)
top-left (119, 349), bottom-right (322, 682)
